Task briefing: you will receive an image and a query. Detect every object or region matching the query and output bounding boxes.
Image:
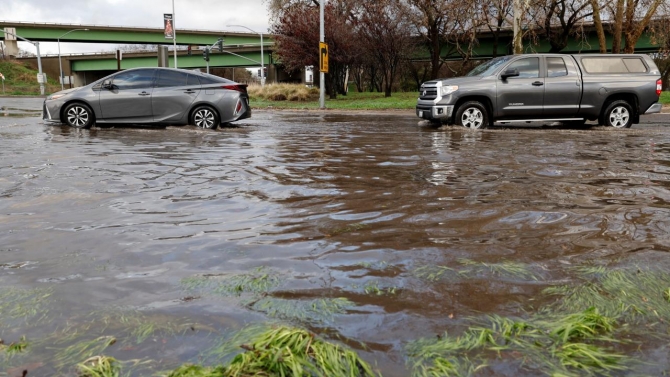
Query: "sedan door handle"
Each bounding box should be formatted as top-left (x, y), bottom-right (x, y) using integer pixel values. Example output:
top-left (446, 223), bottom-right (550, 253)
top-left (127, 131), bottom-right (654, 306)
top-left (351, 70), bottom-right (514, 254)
top-left (138, 91), bottom-right (150, 96)
top-left (532, 81), bottom-right (544, 86)
top-left (184, 90), bottom-right (196, 94)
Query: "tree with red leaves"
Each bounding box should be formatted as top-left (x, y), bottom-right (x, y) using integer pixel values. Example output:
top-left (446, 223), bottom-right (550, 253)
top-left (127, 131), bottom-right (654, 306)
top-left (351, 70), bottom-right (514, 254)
top-left (271, 1), bottom-right (362, 98)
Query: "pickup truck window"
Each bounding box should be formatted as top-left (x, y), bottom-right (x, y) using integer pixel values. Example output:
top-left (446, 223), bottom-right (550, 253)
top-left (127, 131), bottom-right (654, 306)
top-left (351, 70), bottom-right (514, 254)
top-left (581, 57), bottom-right (648, 74)
top-left (547, 57), bottom-right (568, 77)
top-left (466, 56), bottom-right (513, 77)
top-left (506, 58), bottom-right (539, 78)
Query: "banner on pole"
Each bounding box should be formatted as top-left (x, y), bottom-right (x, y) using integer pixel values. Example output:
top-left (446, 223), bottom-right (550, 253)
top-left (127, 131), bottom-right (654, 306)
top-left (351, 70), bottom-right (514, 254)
top-left (164, 14), bottom-right (174, 39)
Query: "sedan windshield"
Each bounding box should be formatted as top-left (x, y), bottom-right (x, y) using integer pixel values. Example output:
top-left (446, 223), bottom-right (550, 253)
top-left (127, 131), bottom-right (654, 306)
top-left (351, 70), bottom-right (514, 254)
top-left (466, 56), bottom-right (514, 77)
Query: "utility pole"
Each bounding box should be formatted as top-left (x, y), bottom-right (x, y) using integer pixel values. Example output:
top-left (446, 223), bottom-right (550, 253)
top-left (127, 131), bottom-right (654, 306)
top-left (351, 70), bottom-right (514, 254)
top-left (319, 0), bottom-right (325, 109)
top-left (172, 0), bottom-right (178, 68)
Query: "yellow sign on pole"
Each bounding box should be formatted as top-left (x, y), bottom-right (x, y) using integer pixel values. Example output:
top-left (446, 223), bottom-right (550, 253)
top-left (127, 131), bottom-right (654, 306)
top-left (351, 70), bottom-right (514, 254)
top-left (319, 42), bottom-right (329, 73)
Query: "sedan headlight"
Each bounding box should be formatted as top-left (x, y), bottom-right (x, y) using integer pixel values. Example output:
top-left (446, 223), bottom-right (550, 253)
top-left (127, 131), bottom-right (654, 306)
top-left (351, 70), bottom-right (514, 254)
top-left (441, 85), bottom-right (459, 96)
top-left (47, 93), bottom-right (68, 100)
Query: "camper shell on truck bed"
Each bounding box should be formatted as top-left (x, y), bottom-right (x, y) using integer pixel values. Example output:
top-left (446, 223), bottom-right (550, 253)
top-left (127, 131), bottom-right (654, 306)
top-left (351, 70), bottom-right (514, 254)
top-left (416, 54), bottom-right (663, 129)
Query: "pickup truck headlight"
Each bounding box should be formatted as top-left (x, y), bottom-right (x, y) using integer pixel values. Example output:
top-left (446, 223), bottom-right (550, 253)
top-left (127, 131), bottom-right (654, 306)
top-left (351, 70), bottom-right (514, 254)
top-left (441, 85), bottom-right (458, 96)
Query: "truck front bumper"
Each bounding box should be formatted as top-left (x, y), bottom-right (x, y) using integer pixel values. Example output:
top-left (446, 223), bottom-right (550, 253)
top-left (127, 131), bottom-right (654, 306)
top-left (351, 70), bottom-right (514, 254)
top-left (416, 105), bottom-right (454, 121)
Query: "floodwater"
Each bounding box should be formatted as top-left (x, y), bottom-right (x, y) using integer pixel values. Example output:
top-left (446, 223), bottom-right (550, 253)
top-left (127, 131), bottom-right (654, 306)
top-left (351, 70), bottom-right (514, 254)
top-left (2, 98), bottom-right (670, 376)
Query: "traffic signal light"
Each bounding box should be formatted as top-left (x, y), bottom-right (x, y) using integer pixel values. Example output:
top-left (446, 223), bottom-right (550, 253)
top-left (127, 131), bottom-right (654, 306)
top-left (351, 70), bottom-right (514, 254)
top-left (203, 48), bottom-right (210, 62)
top-left (187, 45), bottom-right (192, 56)
top-left (216, 38), bottom-right (224, 52)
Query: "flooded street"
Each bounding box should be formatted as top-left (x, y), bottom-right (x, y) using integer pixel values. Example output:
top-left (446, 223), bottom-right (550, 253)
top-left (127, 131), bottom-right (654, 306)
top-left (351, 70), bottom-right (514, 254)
top-left (2, 97), bottom-right (670, 376)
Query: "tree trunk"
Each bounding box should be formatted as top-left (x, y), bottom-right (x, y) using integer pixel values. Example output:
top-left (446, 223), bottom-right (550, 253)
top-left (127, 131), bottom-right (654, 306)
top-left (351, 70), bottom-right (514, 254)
top-left (590, 0), bottom-right (607, 53)
top-left (611, 0), bottom-right (624, 53)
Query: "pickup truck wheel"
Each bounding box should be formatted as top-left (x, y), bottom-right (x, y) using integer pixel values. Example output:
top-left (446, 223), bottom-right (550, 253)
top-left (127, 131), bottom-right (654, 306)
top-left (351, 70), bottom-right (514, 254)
top-left (603, 100), bottom-right (633, 129)
top-left (456, 101), bottom-right (488, 129)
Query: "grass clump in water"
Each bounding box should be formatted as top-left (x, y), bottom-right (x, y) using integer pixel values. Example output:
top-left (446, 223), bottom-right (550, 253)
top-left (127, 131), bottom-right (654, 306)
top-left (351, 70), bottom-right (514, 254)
top-left (55, 336), bottom-right (117, 369)
top-left (413, 259), bottom-right (539, 283)
top-left (407, 307), bottom-right (628, 376)
top-left (251, 297), bottom-right (354, 323)
top-left (181, 267), bottom-right (283, 297)
top-left (543, 267), bottom-right (670, 322)
top-left (224, 326), bottom-right (377, 377)
top-left (1, 336), bottom-right (29, 356)
top-left (77, 355), bottom-right (120, 377)
top-left (169, 325), bottom-right (377, 376)
top-left (458, 259), bottom-right (539, 281)
top-left (0, 287), bottom-right (53, 326)
top-left (413, 265), bottom-right (457, 282)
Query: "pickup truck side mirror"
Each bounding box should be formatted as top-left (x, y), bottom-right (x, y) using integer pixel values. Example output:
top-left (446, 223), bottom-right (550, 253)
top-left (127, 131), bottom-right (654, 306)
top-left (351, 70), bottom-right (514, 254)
top-left (102, 79), bottom-right (113, 89)
top-left (501, 68), bottom-right (520, 80)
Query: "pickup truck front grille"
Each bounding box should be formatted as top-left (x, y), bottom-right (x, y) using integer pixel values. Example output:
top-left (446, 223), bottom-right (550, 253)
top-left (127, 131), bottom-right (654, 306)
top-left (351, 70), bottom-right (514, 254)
top-left (419, 86), bottom-right (438, 101)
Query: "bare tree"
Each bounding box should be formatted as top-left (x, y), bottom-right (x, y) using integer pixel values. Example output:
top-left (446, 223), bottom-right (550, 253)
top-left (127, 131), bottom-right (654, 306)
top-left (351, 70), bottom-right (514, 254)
top-left (356, 0), bottom-right (416, 97)
top-left (481, 0), bottom-right (514, 57)
top-left (607, 0), bottom-right (668, 53)
top-left (528, 0), bottom-right (593, 53)
top-left (403, 0), bottom-right (451, 79)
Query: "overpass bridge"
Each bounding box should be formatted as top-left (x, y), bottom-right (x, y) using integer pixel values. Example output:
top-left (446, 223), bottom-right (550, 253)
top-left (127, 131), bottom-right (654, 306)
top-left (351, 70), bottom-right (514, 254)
top-left (0, 21), bottom-right (286, 87)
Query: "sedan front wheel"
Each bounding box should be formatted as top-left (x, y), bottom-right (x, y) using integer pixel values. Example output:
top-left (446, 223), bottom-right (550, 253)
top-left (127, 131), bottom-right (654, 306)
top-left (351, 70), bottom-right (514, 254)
top-left (191, 106), bottom-right (220, 129)
top-left (63, 103), bottom-right (94, 129)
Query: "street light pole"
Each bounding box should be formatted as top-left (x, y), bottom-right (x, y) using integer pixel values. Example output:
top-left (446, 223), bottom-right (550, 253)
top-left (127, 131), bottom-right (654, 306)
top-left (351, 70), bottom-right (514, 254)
top-left (172, 0), bottom-right (178, 68)
top-left (0, 29), bottom-right (45, 95)
top-left (226, 25), bottom-right (265, 87)
top-left (57, 28), bottom-right (88, 91)
top-left (319, 0), bottom-right (325, 109)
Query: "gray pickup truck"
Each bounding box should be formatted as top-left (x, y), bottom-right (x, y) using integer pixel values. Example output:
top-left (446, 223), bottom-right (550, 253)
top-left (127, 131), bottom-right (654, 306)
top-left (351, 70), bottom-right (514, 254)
top-left (416, 54), bottom-right (663, 129)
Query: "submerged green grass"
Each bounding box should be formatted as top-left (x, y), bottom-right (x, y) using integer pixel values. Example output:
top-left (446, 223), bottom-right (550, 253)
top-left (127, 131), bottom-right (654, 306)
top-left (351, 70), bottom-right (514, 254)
top-left (413, 259), bottom-right (539, 283)
top-left (408, 308), bottom-right (628, 377)
top-left (0, 287), bottom-right (53, 326)
top-left (251, 297), bottom-right (354, 323)
top-left (543, 267), bottom-right (670, 321)
top-left (77, 355), bottom-right (121, 377)
top-left (409, 266), bottom-right (670, 376)
top-left (181, 266), bottom-right (283, 297)
top-left (167, 325), bottom-right (378, 377)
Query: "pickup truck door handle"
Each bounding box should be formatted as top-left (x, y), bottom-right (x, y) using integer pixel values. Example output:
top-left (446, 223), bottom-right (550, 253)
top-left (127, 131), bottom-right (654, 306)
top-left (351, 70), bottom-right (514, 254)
top-left (532, 81), bottom-right (544, 86)
top-left (138, 91), bottom-right (150, 96)
top-left (184, 90), bottom-right (196, 94)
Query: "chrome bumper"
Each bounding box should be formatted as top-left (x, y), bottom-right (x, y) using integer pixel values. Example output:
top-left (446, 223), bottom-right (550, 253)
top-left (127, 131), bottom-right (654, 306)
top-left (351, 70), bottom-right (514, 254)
top-left (416, 105), bottom-right (454, 120)
top-left (645, 103), bottom-right (663, 114)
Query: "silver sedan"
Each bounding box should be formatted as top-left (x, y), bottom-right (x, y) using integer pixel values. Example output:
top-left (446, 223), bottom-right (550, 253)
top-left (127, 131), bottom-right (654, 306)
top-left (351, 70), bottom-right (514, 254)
top-left (43, 67), bottom-right (251, 129)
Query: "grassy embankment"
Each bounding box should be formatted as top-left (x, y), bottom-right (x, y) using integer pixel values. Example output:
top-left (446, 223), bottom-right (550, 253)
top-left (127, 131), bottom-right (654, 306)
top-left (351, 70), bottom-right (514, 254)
top-left (0, 60), bottom-right (60, 95)
top-left (248, 84), bottom-right (416, 110)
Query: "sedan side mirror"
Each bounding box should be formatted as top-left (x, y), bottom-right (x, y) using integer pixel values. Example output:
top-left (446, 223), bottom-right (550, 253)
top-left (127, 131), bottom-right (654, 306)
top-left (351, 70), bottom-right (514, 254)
top-left (501, 68), bottom-right (520, 80)
top-left (102, 79), bottom-right (113, 89)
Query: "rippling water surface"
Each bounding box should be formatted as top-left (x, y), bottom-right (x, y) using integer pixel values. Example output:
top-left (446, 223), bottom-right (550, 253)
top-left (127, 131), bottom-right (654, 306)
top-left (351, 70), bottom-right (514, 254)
top-left (2, 100), bottom-right (670, 375)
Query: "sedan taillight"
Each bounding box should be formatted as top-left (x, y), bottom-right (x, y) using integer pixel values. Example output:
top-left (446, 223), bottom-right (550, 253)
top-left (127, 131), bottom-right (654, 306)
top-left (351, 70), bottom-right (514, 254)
top-left (222, 85), bottom-right (247, 93)
top-left (657, 79), bottom-right (662, 97)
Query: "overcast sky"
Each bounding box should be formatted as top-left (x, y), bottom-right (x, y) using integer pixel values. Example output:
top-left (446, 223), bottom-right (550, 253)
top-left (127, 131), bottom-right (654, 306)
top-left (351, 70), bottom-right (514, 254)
top-left (2, 0), bottom-right (271, 55)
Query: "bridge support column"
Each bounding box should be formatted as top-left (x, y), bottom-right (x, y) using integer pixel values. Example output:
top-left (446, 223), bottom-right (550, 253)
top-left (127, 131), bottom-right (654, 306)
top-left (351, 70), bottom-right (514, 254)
top-left (3, 27), bottom-right (19, 57)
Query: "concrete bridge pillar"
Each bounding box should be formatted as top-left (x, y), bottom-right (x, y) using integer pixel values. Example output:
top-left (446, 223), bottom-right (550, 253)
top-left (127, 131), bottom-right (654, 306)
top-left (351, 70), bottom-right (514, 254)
top-left (3, 28), bottom-right (19, 57)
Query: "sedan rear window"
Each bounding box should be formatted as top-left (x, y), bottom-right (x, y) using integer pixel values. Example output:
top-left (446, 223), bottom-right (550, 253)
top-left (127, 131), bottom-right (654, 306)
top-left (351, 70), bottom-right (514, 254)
top-left (156, 70), bottom-right (188, 87)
